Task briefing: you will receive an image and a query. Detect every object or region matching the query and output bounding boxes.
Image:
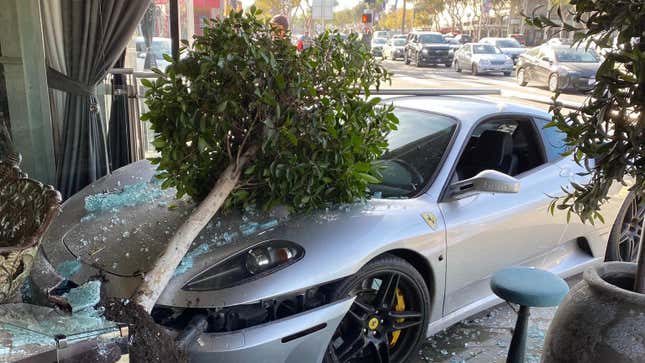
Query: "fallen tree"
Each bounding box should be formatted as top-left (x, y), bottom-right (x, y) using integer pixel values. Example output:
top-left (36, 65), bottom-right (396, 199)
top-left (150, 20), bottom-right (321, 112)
top-left (132, 7), bottom-right (398, 315)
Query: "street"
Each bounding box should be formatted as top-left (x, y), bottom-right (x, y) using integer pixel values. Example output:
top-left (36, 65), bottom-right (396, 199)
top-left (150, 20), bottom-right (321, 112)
top-left (379, 59), bottom-right (587, 112)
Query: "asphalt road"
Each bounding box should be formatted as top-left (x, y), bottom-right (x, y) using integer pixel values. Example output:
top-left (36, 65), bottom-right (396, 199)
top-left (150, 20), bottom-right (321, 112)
top-left (379, 59), bottom-right (587, 113)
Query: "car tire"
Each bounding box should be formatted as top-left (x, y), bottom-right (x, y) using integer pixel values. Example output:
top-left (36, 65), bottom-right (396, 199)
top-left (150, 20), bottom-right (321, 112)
top-left (472, 64), bottom-right (479, 75)
top-left (444, 62), bottom-right (452, 67)
top-left (503, 71), bottom-right (511, 76)
top-left (323, 254), bottom-right (430, 363)
top-left (517, 68), bottom-right (528, 86)
top-left (606, 192), bottom-right (644, 263)
top-left (548, 73), bottom-right (560, 92)
top-left (454, 60), bottom-right (462, 72)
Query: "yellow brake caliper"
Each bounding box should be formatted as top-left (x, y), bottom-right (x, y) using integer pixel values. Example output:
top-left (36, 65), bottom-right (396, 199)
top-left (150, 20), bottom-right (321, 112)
top-left (389, 288), bottom-right (405, 347)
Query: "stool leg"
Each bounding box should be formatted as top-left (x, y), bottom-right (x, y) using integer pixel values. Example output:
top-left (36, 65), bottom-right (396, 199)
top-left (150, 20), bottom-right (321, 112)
top-left (506, 305), bottom-right (529, 363)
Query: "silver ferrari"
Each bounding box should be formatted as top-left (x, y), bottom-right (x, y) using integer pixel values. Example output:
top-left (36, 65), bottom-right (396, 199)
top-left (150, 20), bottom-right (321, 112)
top-left (33, 92), bottom-right (640, 363)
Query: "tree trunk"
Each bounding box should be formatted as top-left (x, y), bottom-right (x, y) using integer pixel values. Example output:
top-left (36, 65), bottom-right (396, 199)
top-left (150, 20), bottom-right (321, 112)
top-left (134, 148), bottom-right (256, 312)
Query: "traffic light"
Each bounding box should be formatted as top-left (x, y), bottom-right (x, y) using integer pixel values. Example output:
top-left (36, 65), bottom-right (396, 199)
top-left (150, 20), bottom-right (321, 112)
top-left (361, 13), bottom-right (372, 24)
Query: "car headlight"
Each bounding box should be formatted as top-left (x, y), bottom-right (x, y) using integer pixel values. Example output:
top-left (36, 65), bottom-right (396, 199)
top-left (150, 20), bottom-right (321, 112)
top-left (449, 49), bottom-right (454, 55)
top-left (183, 240), bottom-right (305, 291)
top-left (422, 48), bottom-right (429, 54)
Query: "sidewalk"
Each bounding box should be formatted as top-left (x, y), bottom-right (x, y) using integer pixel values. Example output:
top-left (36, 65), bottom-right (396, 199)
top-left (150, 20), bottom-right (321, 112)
top-left (410, 275), bottom-right (582, 363)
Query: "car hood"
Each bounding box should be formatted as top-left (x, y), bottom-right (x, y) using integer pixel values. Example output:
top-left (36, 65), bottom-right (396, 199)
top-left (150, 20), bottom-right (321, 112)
top-left (41, 160), bottom-right (444, 308)
top-left (421, 43), bottom-right (450, 49)
top-left (558, 62), bottom-right (599, 76)
top-left (499, 47), bottom-right (526, 55)
top-left (473, 53), bottom-right (509, 61)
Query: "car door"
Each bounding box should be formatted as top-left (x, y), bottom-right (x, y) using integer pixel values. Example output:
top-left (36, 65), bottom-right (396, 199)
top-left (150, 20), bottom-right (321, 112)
top-left (459, 45), bottom-right (471, 67)
top-left (438, 116), bottom-right (569, 314)
top-left (535, 47), bottom-right (554, 84)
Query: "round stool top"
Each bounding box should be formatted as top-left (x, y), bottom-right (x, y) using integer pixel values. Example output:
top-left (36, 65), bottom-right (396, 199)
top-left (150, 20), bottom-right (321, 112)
top-left (490, 267), bottom-right (569, 307)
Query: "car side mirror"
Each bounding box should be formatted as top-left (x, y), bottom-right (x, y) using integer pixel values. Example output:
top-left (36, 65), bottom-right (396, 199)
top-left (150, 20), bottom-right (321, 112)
top-left (447, 170), bottom-right (520, 200)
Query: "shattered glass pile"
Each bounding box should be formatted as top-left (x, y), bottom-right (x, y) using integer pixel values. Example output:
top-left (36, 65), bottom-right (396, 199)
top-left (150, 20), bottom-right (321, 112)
top-left (0, 303), bottom-right (118, 360)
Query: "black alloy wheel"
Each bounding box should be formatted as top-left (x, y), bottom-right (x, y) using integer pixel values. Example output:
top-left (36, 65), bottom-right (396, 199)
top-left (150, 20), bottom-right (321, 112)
top-left (324, 255), bottom-right (430, 363)
top-left (607, 193), bottom-right (644, 262)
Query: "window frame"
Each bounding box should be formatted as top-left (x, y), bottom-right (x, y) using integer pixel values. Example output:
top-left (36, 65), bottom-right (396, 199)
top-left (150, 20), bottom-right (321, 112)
top-left (438, 114), bottom-right (549, 202)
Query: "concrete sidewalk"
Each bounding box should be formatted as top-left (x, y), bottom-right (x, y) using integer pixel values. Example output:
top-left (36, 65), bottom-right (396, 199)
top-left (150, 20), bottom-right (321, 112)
top-left (410, 275), bottom-right (582, 363)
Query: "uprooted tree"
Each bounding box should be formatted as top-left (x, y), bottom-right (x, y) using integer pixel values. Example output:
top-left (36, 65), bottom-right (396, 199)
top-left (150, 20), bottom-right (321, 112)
top-left (133, 8), bottom-right (398, 312)
top-left (525, 0), bottom-right (645, 292)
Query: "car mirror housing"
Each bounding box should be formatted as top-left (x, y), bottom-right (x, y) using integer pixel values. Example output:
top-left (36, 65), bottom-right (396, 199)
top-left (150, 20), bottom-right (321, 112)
top-left (447, 170), bottom-right (520, 200)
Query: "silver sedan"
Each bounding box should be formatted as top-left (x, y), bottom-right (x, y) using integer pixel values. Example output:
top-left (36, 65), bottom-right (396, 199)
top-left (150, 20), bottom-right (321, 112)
top-left (454, 43), bottom-right (514, 76)
top-left (33, 93), bottom-right (637, 363)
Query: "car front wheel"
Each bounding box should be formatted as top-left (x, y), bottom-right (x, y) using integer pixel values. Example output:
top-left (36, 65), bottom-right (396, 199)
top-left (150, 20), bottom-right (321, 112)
top-left (323, 254), bottom-right (429, 363)
top-left (606, 192), bottom-right (644, 262)
top-left (548, 73), bottom-right (560, 92)
top-left (517, 68), bottom-right (528, 86)
top-left (454, 60), bottom-right (462, 72)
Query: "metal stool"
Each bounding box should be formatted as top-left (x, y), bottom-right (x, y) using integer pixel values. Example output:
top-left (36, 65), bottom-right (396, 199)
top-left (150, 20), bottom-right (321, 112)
top-left (491, 267), bottom-right (569, 363)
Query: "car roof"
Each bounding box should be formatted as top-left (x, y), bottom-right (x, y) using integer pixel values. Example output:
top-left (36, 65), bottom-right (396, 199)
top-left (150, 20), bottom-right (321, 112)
top-left (414, 31), bottom-right (442, 35)
top-left (386, 95), bottom-right (550, 126)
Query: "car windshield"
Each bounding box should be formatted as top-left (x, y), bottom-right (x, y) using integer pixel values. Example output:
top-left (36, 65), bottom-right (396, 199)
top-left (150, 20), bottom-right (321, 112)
top-left (473, 44), bottom-right (501, 54)
top-left (418, 34), bottom-right (444, 43)
top-left (393, 39), bottom-right (406, 46)
top-left (372, 108), bottom-right (457, 198)
top-left (374, 31), bottom-right (388, 38)
top-left (373, 38), bottom-right (387, 44)
top-left (496, 39), bottom-right (521, 48)
top-left (554, 48), bottom-right (599, 62)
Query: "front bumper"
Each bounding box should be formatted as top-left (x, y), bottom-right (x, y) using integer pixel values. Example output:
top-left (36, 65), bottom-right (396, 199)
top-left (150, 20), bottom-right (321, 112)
top-left (477, 64), bottom-right (514, 73)
top-left (418, 53), bottom-right (452, 65)
top-left (187, 297), bottom-right (354, 363)
top-left (566, 75), bottom-right (596, 91)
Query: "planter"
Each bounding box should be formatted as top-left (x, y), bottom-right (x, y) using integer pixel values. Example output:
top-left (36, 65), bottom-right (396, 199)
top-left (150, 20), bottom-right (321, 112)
top-left (543, 262), bottom-right (645, 363)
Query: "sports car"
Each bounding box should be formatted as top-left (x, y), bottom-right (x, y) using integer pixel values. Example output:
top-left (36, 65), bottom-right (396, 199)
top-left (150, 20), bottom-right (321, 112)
top-left (32, 91), bottom-right (640, 363)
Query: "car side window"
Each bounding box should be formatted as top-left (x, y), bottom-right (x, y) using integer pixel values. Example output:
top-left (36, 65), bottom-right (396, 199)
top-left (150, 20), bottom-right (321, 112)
top-left (535, 118), bottom-right (568, 161)
top-left (455, 118), bottom-right (546, 180)
top-left (526, 47), bottom-right (540, 57)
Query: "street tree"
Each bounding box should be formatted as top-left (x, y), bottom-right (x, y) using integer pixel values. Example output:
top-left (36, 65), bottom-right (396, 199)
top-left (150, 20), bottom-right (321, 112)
top-left (526, 0), bottom-right (645, 292)
top-left (134, 8), bottom-right (397, 311)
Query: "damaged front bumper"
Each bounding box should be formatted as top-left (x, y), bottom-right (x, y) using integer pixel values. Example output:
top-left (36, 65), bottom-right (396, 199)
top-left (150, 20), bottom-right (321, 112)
top-left (183, 297), bottom-right (353, 363)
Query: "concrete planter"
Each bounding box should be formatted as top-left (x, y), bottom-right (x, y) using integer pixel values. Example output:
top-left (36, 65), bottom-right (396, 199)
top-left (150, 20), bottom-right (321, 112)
top-left (543, 262), bottom-right (645, 363)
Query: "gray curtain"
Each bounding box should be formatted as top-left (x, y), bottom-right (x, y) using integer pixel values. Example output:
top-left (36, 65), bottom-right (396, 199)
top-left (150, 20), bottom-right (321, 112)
top-left (52, 0), bottom-right (150, 198)
top-left (107, 52), bottom-right (131, 170)
top-left (141, 4), bottom-right (158, 69)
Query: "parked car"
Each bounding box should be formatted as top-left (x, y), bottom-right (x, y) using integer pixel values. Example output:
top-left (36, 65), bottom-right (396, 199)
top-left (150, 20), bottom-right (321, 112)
top-left (404, 31), bottom-right (452, 67)
top-left (371, 37), bottom-right (387, 57)
top-left (383, 37), bottom-right (407, 60)
top-left (454, 34), bottom-right (472, 44)
top-left (509, 33), bottom-right (526, 46)
top-left (479, 37), bottom-right (526, 64)
top-left (546, 38), bottom-right (573, 46)
top-left (374, 30), bottom-right (391, 39)
top-left (34, 91), bottom-right (633, 363)
top-left (297, 34), bottom-right (314, 50)
top-left (453, 43), bottom-right (514, 75)
top-left (516, 44), bottom-right (601, 92)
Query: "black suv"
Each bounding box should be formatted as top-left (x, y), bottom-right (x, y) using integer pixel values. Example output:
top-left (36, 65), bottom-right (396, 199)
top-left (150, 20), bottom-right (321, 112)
top-left (404, 32), bottom-right (452, 67)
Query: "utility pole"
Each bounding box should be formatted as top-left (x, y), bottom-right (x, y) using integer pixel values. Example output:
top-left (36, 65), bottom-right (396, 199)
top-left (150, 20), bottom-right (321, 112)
top-left (401, 0), bottom-right (406, 34)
